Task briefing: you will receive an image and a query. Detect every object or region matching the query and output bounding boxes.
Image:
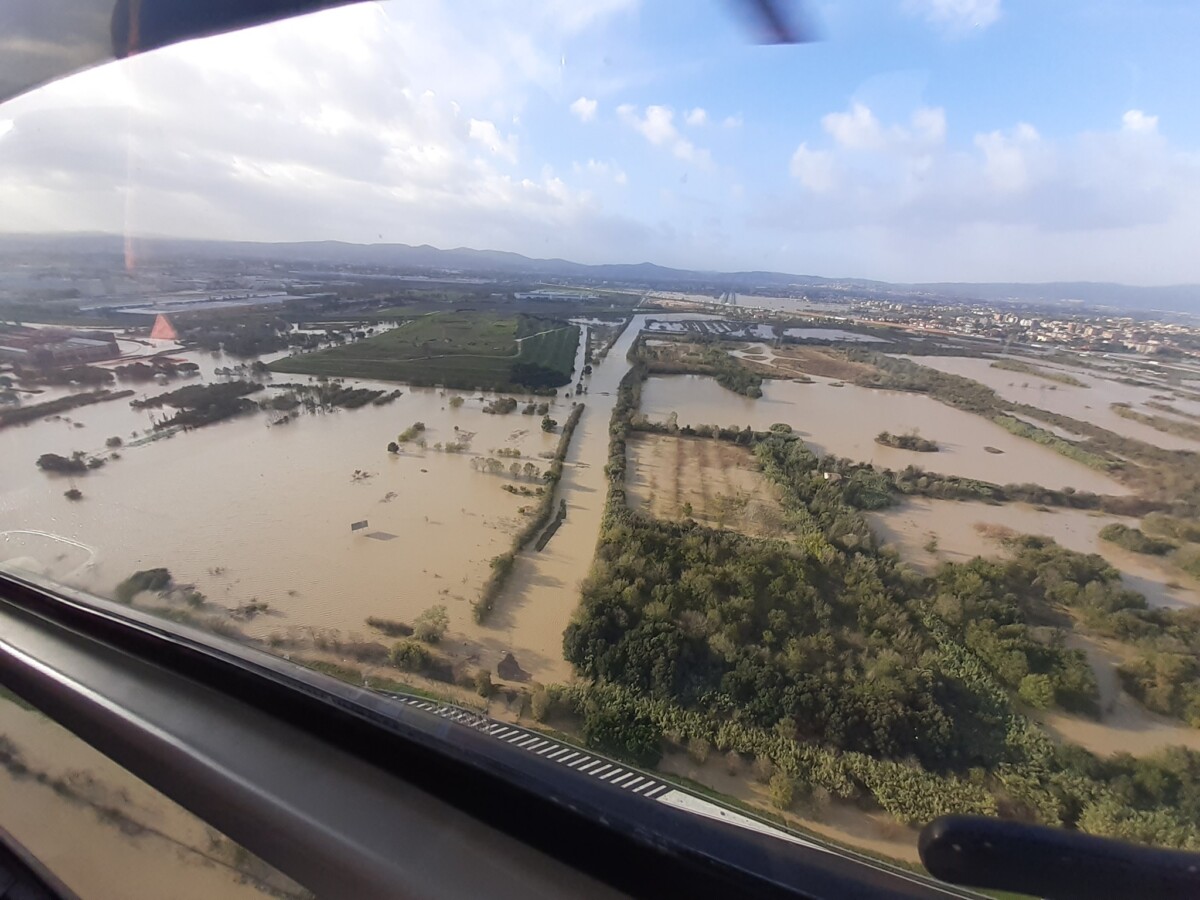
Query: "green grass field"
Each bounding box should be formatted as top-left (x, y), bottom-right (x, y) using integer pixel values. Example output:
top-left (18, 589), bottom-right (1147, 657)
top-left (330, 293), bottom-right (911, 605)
top-left (270, 312), bottom-right (579, 393)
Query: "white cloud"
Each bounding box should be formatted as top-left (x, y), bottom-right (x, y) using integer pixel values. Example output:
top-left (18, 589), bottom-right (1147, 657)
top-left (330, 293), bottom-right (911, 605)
top-left (822, 103), bottom-right (946, 153)
top-left (722, 114), bottom-right (743, 129)
top-left (618, 103), bottom-right (713, 168)
top-left (685, 107), bottom-right (708, 126)
top-left (573, 158), bottom-right (628, 185)
top-left (974, 122), bottom-right (1039, 192)
top-left (0, 2), bottom-right (659, 263)
top-left (767, 105), bottom-right (1196, 255)
top-left (569, 96), bottom-right (597, 122)
top-left (468, 118), bottom-right (518, 163)
top-left (823, 103), bottom-right (883, 149)
top-left (619, 103), bottom-right (676, 144)
top-left (789, 143), bottom-right (835, 192)
top-left (905, 0), bottom-right (1002, 35)
top-left (1123, 109), bottom-right (1158, 134)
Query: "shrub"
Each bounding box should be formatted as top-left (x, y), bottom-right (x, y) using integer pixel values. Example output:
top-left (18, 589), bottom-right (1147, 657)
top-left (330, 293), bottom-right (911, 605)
top-left (414, 605), bottom-right (449, 644)
top-left (1019, 674), bottom-right (1056, 709)
top-left (391, 641), bottom-right (431, 672)
top-left (768, 772), bottom-right (795, 810)
top-left (531, 689), bottom-right (552, 721)
top-left (474, 670), bottom-right (494, 698)
top-left (367, 617), bottom-right (412, 637)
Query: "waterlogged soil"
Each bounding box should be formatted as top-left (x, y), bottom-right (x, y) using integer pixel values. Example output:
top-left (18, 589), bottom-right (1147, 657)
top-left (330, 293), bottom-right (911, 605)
top-left (0, 701), bottom-right (301, 900)
top-left (625, 433), bottom-right (785, 536)
top-left (640, 374), bottom-right (1129, 495)
top-left (867, 500), bottom-right (1200, 755)
top-left (866, 497), bottom-right (1200, 609)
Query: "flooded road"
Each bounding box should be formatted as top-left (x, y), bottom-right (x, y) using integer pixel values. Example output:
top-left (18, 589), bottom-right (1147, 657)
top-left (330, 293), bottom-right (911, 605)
top-left (641, 374), bottom-right (1129, 495)
top-left (485, 315), bottom-right (648, 683)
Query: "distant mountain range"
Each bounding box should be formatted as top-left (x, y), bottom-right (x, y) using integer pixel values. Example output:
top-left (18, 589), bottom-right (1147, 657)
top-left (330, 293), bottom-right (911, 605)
top-left (2, 232), bottom-right (1199, 315)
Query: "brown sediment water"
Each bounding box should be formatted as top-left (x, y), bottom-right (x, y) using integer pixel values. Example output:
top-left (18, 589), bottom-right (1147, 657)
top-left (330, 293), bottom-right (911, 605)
top-left (906, 354), bottom-right (1200, 453)
top-left (640, 374), bottom-right (1130, 495)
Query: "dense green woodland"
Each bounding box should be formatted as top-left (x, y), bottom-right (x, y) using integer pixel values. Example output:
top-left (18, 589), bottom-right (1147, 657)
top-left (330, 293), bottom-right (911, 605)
top-left (561, 359), bottom-right (1200, 848)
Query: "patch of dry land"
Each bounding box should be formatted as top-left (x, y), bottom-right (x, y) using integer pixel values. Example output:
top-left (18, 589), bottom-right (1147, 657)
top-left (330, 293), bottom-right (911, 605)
top-left (626, 433), bottom-right (784, 535)
top-left (656, 750), bottom-right (920, 865)
top-left (730, 344), bottom-right (878, 382)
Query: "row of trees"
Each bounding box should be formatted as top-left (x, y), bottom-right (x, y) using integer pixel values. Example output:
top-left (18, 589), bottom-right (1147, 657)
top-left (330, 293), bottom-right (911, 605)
top-left (132, 380), bottom-right (265, 430)
top-left (473, 403), bottom-right (585, 624)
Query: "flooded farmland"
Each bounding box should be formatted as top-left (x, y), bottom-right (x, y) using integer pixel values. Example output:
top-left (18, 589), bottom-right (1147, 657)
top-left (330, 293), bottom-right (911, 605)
top-left (0, 347), bottom-right (576, 681)
top-left (640, 374), bottom-right (1130, 495)
top-left (625, 433), bottom-right (783, 537)
top-left (866, 497), bottom-right (1200, 609)
top-left (907, 354), bottom-right (1200, 453)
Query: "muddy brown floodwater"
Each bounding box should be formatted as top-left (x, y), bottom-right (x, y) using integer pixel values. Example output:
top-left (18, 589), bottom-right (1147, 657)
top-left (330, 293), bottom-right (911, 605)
top-left (866, 497), bottom-right (1200, 609)
top-left (640, 374), bottom-right (1129, 495)
top-left (484, 315), bottom-right (698, 683)
top-left (908, 354), bottom-right (1200, 453)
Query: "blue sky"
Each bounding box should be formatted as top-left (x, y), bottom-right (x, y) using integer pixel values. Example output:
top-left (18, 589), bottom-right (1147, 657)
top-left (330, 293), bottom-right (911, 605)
top-left (2, 0), bottom-right (1199, 284)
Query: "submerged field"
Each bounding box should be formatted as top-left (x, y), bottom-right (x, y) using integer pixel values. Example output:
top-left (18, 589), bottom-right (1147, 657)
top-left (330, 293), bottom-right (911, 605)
top-left (626, 433), bottom-right (784, 536)
top-left (270, 312), bottom-right (580, 392)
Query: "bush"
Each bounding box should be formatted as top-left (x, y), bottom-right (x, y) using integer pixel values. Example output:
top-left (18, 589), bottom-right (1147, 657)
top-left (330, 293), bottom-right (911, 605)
top-left (398, 422), bottom-right (426, 443)
top-left (724, 750), bottom-right (742, 776)
top-left (768, 772), bottom-right (795, 810)
top-left (752, 755), bottom-right (776, 784)
top-left (474, 669), bottom-right (494, 698)
top-left (391, 641), bottom-right (432, 672)
top-left (1098, 523), bottom-right (1174, 555)
top-left (581, 696), bottom-right (663, 767)
top-left (1019, 674), bottom-right (1056, 709)
top-left (37, 452), bottom-right (87, 474)
top-left (366, 617), bottom-right (412, 637)
top-left (687, 737), bottom-right (711, 765)
top-left (531, 689), bottom-right (552, 721)
top-left (414, 605), bottom-right (449, 644)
